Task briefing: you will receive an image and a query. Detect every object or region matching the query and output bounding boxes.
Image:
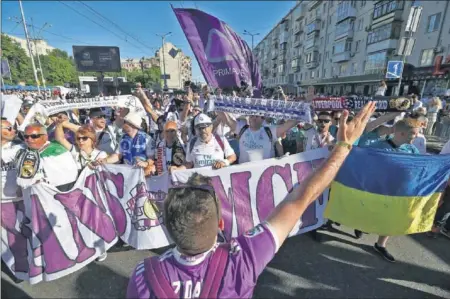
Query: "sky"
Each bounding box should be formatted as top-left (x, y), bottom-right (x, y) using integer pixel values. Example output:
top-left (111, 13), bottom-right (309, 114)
top-left (1, 1), bottom-right (296, 82)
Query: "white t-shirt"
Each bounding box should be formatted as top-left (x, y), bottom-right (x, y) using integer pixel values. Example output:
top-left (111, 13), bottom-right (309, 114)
top-left (412, 133), bottom-right (427, 154)
top-left (303, 127), bottom-right (335, 152)
top-left (2, 141), bottom-right (25, 198)
top-left (440, 140), bottom-right (450, 155)
top-left (235, 122), bottom-right (278, 164)
top-left (95, 125), bottom-right (120, 155)
top-left (186, 135), bottom-right (235, 168)
top-left (70, 146), bottom-right (108, 170)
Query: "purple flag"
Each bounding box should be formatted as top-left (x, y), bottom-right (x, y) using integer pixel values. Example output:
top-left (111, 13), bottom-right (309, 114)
top-left (172, 7), bottom-right (262, 94)
top-left (1, 59), bottom-right (11, 79)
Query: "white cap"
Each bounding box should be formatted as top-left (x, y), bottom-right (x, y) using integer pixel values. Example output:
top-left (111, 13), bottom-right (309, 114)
top-left (124, 112), bottom-right (143, 129)
top-left (194, 113), bottom-right (212, 127)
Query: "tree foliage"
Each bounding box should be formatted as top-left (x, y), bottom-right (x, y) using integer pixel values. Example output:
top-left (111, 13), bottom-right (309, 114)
top-left (1, 34), bottom-right (35, 85)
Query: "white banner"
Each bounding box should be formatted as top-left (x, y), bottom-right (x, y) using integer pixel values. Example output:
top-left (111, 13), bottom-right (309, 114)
top-left (1, 94), bottom-right (23, 124)
top-left (172, 149), bottom-right (330, 240)
top-left (1, 165), bottom-right (171, 284)
top-left (19, 95), bottom-right (145, 130)
top-left (208, 95), bottom-right (312, 123)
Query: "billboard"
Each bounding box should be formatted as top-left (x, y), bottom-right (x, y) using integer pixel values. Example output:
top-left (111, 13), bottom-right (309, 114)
top-left (72, 46), bottom-right (121, 72)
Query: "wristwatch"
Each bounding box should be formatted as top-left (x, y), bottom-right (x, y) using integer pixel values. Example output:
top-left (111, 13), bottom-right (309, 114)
top-left (336, 141), bottom-right (352, 151)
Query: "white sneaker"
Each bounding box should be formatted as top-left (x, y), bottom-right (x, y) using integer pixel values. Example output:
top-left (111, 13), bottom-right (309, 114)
top-left (96, 252), bottom-right (107, 262)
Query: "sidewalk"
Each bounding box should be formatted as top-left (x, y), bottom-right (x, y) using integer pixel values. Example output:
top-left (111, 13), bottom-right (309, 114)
top-left (426, 135), bottom-right (448, 154)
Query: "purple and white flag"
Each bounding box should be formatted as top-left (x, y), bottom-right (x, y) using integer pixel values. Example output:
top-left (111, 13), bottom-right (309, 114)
top-left (172, 7), bottom-right (262, 94)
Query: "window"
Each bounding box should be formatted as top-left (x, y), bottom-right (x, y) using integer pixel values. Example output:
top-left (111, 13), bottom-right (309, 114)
top-left (325, 51), bottom-right (329, 60)
top-left (420, 49), bottom-right (434, 66)
top-left (427, 13), bottom-right (441, 33)
top-left (358, 18), bottom-right (364, 31)
top-left (320, 37), bottom-right (324, 45)
top-left (356, 40), bottom-right (361, 52)
top-left (364, 51), bottom-right (387, 74)
top-left (352, 62), bottom-right (358, 74)
top-left (367, 23), bottom-right (401, 44)
top-left (334, 40), bottom-right (352, 54)
top-left (322, 20), bottom-right (325, 29)
top-left (323, 3), bottom-right (327, 12)
top-left (300, 73), bottom-right (303, 80)
top-left (328, 16), bottom-right (332, 25)
top-left (319, 53), bottom-right (322, 62)
top-left (373, 0), bottom-right (404, 20)
top-left (360, 0), bottom-right (366, 7)
top-left (317, 69), bottom-right (321, 78)
top-left (311, 71), bottom-right (315, 79)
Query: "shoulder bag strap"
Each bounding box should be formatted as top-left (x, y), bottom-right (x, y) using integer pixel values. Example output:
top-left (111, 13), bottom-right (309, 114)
top-left (214, 134), bottom-right (225, 157)
top-left (144, 257), bottom-right (179, 299)
top-left (263, 126), bottom-right (273, 141)
top-left (199, 244), bottom-right (230, 299)
top-left (238, 124), bottom-right (249, 140)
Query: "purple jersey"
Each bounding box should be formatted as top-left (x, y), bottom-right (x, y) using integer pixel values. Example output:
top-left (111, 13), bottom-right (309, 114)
top-left (127, 222), bottom-right (279, 299)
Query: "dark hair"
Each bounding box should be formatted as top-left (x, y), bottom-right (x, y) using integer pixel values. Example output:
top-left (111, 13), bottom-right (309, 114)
top-left (164, 173), bottom-right (220, 255)
top-left (318, 111), bottom-right (331, 117)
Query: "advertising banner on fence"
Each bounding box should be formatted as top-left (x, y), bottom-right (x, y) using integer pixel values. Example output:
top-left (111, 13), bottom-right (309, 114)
top-left (1, 165), bottom-right (171, 284)
top-left (209, 95), bottom-right (313, 123)
top-left (19, 95), bottom-right (145, 130)
top-left (172, 148), bottom-right (330, 241)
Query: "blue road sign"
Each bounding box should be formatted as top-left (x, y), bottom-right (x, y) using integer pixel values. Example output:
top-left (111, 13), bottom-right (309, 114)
top-left (386, 61), bottom-right (404, 79)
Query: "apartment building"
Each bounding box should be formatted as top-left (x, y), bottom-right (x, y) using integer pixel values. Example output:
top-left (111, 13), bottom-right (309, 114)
top-left (254, 0), bottom-right (450, 96)
top-left (7, 34), bottom-right (55, 57)
top-left (121, 57), bottom-right (160, 72)
top-left (156, 42), bottom-right (192, 90)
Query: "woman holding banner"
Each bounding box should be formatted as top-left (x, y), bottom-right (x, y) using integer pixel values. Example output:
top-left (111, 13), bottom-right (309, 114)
top-left (54, 121), bottom-right (108, 172)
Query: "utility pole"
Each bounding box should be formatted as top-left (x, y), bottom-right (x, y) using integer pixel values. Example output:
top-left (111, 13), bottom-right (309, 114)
top-left (156, 32), bottom-right (171, 91)
top-left (30, 17), bottom-right (51, 90)
top-left (18, 0), bottom-right (40, 93)
top-left (243, 30), bottom-right (260, 50)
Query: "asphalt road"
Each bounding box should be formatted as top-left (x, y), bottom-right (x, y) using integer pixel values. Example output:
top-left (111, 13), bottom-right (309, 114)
top-left (2, 226), bottom-right (450, 299)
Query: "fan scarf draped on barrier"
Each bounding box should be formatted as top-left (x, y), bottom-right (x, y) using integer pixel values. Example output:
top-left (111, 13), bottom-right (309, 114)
top-left (1, 150), bottom-right (329, 284)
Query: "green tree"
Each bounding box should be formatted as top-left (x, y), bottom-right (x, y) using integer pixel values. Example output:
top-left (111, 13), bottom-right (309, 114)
top-left (1, 34), bottom-right (34, 84)
top-left (39, 49), bottom-right (78, 86)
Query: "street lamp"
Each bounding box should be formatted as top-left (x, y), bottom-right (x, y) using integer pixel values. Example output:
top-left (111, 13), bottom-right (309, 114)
top-left (156, 32), bottom-right (172, 91)
top-left (30, 18), bottom-right (51, 90)
top-left (243, 30), bottom-right (260, 50)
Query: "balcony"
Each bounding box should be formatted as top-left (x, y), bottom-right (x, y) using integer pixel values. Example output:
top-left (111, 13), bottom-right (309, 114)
top-left (304, 37), bottom-right (317, 50)
top-left (366, 38), bottom-right (398, 53)
top-left (278, 55), bottom-right (286, 63)
top-left (308, 0), bottom-right (321, 11)
top-left (306, 20), bottom-right (321, 35)
top-left (332, 51), bottom-right (352, 63)
top-left (372, 8), bottom-right (403, 27)
top-left (293, 25), bottom-right (303, 35)
top-left (306, 61), bottom-right (319, 69)
top-left (293, 39), bottom-right (302, 48)
top-left (292, 65), bottom-right (300, 72)
top-left (335, 26), bottom-right (354, 41)
top-left (336, 6), bottom-right (357, 23)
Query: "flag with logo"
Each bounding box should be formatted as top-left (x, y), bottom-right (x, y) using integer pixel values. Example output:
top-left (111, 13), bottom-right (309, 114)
top-left (172, 6), bottom-right (262, 94)
top-left (324, 148), bottom-right (450, 236)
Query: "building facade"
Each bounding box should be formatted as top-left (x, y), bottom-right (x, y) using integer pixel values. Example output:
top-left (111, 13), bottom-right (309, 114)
top-left (120, 57), bottom-right (160, 72)
top-left (7, 34), bottom-right (55, 57)
top-left (156, 42), bottom-right (192, 90)
top-left (253, 0), bottom-right (450, 97)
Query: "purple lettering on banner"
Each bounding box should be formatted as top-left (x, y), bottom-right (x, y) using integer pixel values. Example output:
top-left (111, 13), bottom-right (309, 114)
top-left (29, 194), bottom-right (75, 276)
top-left (210, 171), bottom-right (252, 240)
top-left (311, 158), bottom-right (326, 205)
top-left (93, 171), bottom-right (127, 236)
top-left (293, 161), bottom-right (318, 229)
top-left (54, 189), bottom-right (116, 243)
top-left (256, 164), bottom-right (293, 222)
top-left (1, 201), bottom-right (32, 273)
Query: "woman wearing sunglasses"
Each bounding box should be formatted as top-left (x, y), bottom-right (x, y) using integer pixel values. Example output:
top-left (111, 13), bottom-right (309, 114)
top-left (54, 121), bottom-right (107, 171)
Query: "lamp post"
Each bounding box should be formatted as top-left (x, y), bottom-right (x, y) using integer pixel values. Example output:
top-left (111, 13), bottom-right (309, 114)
top-left (139, 57), bottom-right (146, 88)
top-left (156, 32), bottom-right (172, 91)
top-left (243, 30), bottom-right (260, 50)
top-left (30, 18), bottom-right (51, 91)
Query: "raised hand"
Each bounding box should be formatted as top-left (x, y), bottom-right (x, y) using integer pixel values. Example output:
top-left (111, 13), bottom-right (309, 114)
top-left (337, 102), bottom-right (376, 145)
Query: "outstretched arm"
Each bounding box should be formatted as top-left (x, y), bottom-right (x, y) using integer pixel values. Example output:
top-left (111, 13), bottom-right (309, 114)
top-left (266, 102), bottom-right (376, 246)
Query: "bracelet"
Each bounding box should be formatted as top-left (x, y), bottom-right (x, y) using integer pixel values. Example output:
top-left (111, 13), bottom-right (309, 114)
top-left (222, 159), bottom-right (230, 167)
top-left (336, 141), bottom-right (352, 151)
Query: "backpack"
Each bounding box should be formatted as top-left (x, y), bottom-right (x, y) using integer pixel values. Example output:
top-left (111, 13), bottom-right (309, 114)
top-left (144, 244), bottom-right (230, 299)
top-left (188, 134), bottom-right (225, 157)
top-left (237, 124), bottom-right (273, 141)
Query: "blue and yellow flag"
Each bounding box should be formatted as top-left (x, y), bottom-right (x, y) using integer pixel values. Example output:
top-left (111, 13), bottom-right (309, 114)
top-left (324, 148), bottom-right (450, 236)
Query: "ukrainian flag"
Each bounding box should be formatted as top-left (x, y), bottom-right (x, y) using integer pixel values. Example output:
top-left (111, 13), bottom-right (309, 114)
top-left (324, 148), bottom-right (450, 236)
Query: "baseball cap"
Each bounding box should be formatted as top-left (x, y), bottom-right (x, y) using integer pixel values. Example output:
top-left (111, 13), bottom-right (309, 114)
top-left (194, 113), bottom-right (212, 128)
top-left (89, 108), bottom-right (105, 118)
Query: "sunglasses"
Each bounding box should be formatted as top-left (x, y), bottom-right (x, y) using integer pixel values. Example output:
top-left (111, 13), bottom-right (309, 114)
top-left (317, 119), bottom-right (331, 124)
top-left (166, 129), bottom-right (177, 133)
top-left (195, 125), bottom-right (210, 130)
top-left (77, 136), bottom-right (90, 141)
top-left (94, 115), bottom-right (106, 119)
top-left (334, 118), bottom-right (340, 121)
top-left (2, 126), bottom-right (13, 131)
top-left (24, 134), bottom-right (45, 140)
